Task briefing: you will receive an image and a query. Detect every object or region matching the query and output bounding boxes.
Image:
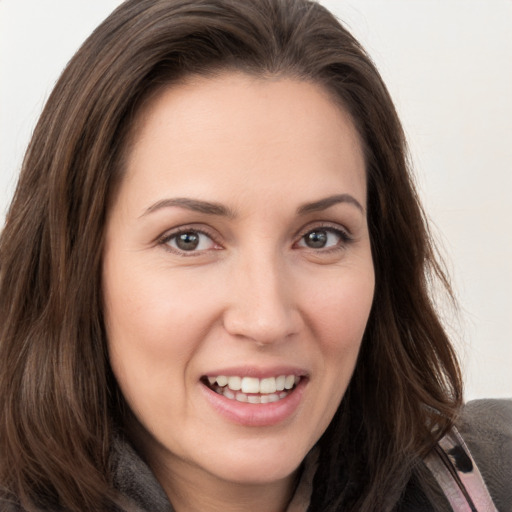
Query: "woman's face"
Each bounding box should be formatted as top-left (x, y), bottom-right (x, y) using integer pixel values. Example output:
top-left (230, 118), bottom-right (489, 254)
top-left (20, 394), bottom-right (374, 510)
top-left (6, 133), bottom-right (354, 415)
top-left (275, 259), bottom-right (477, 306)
top-left (103, 73), bottom-right (374, 489)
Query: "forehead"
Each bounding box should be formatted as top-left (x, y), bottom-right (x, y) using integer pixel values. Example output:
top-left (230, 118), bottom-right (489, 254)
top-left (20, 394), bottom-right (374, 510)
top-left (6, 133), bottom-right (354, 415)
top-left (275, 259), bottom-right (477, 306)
top-left (118, 72), bottom-right (367, 212)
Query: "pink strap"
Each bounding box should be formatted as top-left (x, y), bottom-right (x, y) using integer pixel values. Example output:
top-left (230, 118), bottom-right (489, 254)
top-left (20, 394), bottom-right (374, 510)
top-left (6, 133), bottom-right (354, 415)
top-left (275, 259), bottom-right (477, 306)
top-left (424, 427), bottom-right (498, 511)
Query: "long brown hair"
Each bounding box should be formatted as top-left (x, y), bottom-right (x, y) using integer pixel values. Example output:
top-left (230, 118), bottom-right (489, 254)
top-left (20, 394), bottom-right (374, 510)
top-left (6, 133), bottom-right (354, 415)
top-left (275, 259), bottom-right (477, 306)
top-left (0, 0), bottom-right (462, 510)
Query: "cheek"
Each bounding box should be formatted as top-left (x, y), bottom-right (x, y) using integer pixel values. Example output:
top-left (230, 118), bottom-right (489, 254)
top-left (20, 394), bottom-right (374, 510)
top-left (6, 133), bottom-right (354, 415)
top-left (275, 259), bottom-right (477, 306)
top-left (303, 263), bottom-right (374, 419)
top-left (304, 266), bottom-right (374, 353)
top-left (296, 268), bottom-right (374, 445)
top-left (104, 256), bottom-right (207, 345)
top-left (103, 264), bottom-right (210, 434)
top-left (102, 257), bottom-right (197, 393)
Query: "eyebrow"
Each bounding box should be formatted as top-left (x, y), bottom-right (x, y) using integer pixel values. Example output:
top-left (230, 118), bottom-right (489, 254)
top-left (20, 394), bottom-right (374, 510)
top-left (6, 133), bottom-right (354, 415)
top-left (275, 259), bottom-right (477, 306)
top-left (297, 194), bottom-right (365, 215)
top-left (141, 193), bottom-right (364, 218)
top-left (141, 197), bottom-right (235, 218)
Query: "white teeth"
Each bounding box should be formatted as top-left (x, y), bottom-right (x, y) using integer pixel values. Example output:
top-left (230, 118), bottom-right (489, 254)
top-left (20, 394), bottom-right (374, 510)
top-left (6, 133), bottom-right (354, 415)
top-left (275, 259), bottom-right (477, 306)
top-left (216, 375), bottom-right (228, 387)
top-left (213, 387), bottom-right (291, 404)
top-left (227, 376), bottom-right (242, 391)
top-left (241, 377), bottom-right (260, 394)
top-left (223, 387), bottom-right (235, 399)
top-left (260, 377), bottom-right (277, 394)
top-left (206, 374), bottom-right (301, 396)
top-left (284, 375), bottom-right (295, 390)
top-left (276, 375), bottom-right (286, 391)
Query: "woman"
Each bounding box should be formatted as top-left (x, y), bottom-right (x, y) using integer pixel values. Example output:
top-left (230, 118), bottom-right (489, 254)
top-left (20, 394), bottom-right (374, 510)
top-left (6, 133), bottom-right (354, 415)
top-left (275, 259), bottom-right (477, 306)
top-left (0, 0), bottom-right (510, 511)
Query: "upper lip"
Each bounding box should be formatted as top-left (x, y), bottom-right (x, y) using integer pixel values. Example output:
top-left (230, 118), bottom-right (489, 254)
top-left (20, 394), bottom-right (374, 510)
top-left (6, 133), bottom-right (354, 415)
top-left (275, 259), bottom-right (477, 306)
top-left (201, 365), bottom-right (309, 379)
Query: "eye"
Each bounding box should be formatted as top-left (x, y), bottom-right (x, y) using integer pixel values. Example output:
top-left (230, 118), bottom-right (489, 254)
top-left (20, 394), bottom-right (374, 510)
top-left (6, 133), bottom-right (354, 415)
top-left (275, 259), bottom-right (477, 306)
top-left (162, 229), bottom-right (218, 253)
top-left (297, 227), bottom-right (350, 250)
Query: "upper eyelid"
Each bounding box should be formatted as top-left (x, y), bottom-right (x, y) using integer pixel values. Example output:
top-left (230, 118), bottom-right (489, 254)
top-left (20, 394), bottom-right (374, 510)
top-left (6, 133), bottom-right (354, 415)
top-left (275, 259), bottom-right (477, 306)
top-left (294, 221), bottom-right (352, 240)
top-left (158, 224), bottom-right (219, 243)
top-left (156, 221), bottom-right (352, 250)
top-left (157, 227), bottom-right (221, 257)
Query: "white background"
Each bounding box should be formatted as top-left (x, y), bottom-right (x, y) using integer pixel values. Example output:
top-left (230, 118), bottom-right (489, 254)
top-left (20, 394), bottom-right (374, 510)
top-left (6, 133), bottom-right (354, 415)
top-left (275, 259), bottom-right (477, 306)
top-left (0, 1), bottom-right (510, 400)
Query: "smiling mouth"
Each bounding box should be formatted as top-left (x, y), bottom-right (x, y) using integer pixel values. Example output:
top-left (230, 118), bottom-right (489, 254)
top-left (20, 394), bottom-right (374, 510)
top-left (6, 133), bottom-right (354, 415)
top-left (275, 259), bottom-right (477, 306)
top-left (201, 374), bottom-right (302, 404)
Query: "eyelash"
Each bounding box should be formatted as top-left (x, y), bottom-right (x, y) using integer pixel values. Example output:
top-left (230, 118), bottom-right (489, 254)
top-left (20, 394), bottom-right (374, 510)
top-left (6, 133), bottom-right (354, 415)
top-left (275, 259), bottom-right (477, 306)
top-left (295, 224), bottom-right (353, 252)
top-left (158, 227), bottom-right (221, 257)
top-left (158, 223), bottom-right (353, 256)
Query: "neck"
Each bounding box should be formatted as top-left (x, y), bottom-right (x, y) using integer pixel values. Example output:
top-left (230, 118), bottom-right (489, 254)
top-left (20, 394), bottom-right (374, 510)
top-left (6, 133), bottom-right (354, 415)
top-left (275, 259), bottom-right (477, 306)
top-left (158, 464), bottom-right (299, 512)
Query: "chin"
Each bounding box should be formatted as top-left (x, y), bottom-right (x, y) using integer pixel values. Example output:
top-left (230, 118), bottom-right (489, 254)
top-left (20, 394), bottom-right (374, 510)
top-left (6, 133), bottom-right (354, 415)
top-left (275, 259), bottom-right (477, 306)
top-left (202, 442), bottom-right (308, 485)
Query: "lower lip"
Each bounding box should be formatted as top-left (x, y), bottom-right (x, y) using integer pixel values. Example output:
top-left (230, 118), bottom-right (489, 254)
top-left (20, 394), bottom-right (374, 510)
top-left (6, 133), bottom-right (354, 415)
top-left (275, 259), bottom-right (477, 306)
top-left (200, 379), bottom-right (307, 427)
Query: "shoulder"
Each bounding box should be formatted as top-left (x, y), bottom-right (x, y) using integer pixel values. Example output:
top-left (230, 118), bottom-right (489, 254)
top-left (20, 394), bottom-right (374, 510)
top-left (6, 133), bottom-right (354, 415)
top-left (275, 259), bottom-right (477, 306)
top-left (458, 398), bottom-right (512, 511)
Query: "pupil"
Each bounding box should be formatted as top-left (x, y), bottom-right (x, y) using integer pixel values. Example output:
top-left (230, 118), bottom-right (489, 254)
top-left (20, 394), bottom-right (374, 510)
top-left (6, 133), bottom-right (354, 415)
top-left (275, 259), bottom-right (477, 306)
top-left (176, 232), bottom-right (199, 250)
top-left (306, 230), bottom-right (327, 248)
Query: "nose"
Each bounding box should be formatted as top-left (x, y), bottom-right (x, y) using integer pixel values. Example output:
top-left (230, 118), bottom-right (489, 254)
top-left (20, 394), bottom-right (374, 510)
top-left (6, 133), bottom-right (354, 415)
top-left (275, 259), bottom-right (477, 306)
top-left (222, 253), bottom-right (300, 346)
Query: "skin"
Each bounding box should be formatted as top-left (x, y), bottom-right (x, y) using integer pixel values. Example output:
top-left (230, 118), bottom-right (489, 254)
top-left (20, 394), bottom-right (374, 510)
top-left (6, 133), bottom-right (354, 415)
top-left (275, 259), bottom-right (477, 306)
top-left (103, 72), bottom-right (375, 512)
